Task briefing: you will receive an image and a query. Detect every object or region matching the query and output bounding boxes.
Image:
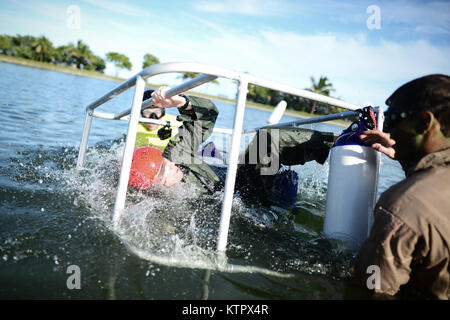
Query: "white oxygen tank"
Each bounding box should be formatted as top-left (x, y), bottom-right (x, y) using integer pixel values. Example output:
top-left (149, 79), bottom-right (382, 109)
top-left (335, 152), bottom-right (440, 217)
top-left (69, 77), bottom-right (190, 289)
top-left (323, 124), bottom-right (379, 247)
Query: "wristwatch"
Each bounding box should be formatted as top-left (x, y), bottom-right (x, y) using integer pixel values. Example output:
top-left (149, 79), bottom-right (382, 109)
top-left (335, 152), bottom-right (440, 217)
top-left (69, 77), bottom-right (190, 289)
top-left (178, 94), bottom-right (190, 112)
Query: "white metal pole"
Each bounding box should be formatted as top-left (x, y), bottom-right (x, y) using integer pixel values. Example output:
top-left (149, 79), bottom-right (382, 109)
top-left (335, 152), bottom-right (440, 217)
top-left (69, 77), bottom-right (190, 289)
top-left (245, 74), bottom-right (361, 111)
top-left (369, 108), bottom-right (384, 234)
top-left (76, 111), bottom-right (93, 170)
top-left (244, 110), bottom-right (359, 134)
top-left (112, 76), bottom-right (146, 229)
top-left (114, 74), bottom-right (217, 119)
top-left (216, 76), bottom-right (249, 252)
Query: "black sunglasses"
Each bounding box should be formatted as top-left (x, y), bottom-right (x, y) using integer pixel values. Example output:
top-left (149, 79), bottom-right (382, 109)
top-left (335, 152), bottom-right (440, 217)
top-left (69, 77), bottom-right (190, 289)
top-left (383, 107), bottom-right (414, 132)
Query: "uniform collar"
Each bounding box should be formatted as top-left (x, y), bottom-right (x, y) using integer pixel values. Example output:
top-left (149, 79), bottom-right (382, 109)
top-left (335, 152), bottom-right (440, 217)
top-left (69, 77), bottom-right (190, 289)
top-left (408, 147), bottom-right (450, 176)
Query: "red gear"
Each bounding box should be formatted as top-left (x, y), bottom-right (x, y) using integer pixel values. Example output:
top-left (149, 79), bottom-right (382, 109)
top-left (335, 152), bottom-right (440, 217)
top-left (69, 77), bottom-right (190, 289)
top-left (128, 147), bottom-right (163, 189)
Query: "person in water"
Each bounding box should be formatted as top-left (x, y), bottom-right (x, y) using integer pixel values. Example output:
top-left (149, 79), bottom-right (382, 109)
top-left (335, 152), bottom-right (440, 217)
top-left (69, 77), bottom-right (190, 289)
top-left (351, 74), bottom-right (450, 299)
top-left (129, 86), bottom-right (335, 209)
top-left (134, 89), bottom-right (181, 151)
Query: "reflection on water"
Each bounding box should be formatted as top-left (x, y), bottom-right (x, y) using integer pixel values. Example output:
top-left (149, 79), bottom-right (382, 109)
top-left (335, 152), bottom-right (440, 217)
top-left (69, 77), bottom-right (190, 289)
top-left (0, 62), bottom-right (405, 299)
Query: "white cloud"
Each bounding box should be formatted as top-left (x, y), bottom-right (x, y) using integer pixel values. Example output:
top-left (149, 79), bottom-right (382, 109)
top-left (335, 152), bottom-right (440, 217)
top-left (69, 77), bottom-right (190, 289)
top-left (192, 0), bottom-right (297, 16)
top-left (3, 0), bottom-right (448, 109)
top-left (94, 7), bottom-right (448, 106)
top-left (3, 0), bottom-right (67, 25)
top-left (382, 0), bottom-right (450, 33)
top-left (414, 25), bottom-right (450, 35)
top-left (172, 25), bottom-right (450, 106)
top-left (184, 14), bottom-right (226, 34)
top-left (80, 0), bottom-right (151, 17)
top-left (193, 0), bottom-right (450, 36)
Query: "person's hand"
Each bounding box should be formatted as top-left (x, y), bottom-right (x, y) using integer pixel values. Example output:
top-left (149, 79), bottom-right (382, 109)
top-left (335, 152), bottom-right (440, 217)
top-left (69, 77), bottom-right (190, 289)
top-left (360, 129), bottom-right (396, 159)
top-left (151, 86), bottom-right (187, 109)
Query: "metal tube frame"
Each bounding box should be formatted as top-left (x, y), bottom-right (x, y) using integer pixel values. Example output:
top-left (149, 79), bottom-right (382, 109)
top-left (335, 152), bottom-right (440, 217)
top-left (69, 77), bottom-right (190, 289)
top-left (114, 74), bottom-right (218, 119)
top-left (217, 76), bottom-right (249, 251)
top-left (76, 62), bottom-right (367, 253)
top-left (76, 111), bottom-right (94, 170)
top-left (244, 110), bottom-right (360, 134)
top-left (113, 76), bottom-right (146, 229)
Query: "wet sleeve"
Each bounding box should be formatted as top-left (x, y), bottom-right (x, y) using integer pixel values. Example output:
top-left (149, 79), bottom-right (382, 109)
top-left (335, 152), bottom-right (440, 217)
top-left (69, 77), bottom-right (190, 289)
top-left (277, 128), bottom-right (334, 165)
top-left (243, 127), bottom-right (334, 169)
top-left (350, 206), bottom-right (419, 296)
top-left (163, 96), bottom-right (218, 165)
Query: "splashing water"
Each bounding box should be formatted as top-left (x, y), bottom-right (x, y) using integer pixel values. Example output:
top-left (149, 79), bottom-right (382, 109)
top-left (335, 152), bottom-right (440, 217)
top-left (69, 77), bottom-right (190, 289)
top-left (51, 141), bottom-right (251, 272)
top-left (5, 138), bottom-right (354, 280)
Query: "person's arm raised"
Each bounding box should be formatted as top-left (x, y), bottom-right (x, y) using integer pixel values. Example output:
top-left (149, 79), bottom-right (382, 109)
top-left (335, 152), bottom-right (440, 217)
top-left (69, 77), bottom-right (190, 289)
top-left (155, 87), bottom-right (218, 165)
top-left (151, 86), bottom-right (192, 110)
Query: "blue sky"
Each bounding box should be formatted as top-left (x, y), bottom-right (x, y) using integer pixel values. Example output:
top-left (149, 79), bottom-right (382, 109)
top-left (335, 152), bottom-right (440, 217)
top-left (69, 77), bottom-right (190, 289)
top-left (0, 0), bottom-right (449, 108)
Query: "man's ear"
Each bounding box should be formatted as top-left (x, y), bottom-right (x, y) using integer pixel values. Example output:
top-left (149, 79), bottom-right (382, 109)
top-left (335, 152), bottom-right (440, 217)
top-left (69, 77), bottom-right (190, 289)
top-left (417, 111), bottom-right (435, 134)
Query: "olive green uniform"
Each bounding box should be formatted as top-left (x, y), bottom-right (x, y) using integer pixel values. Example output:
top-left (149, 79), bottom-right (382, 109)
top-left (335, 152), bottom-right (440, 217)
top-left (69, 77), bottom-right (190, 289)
top-left (163, 95), bottom-right (335, 203)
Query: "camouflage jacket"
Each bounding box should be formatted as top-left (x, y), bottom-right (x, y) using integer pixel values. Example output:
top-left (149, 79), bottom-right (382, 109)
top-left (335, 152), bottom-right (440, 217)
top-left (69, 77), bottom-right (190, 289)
top-left (163, 96), bottom-right (335, 204)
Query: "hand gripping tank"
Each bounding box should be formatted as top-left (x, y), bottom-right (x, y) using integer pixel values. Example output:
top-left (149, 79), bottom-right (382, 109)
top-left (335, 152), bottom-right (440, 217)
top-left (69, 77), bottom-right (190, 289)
top-left (323, 107), bottom-right (379, 247)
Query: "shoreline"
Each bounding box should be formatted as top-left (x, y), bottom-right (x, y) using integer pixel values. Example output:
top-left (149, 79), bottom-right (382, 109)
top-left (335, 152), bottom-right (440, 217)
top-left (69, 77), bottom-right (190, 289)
top-left (0, 54), bottom-right (127, 83)
top-left (0, 55), bottom-right (350, 127)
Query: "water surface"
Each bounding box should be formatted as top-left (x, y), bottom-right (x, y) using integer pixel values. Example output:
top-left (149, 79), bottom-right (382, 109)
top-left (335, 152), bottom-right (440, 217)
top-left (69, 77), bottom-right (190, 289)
top-left (0, 62), bottom-right (404, 299)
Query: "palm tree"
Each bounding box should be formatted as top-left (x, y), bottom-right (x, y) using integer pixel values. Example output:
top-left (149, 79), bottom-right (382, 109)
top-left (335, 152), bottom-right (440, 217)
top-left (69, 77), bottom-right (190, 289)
top-left (11, 34), bottom-right (35, 59)
top-left (56, 43), bottom-right (77, 66)
top-left (56, 40), bottom-right (93, 69)
top-left (0, 35), bottom-right (13, 55)
top-left (248, 84), bottom-right (270, 104)
top-left (306, 76), bottom-right (335, 114)
top-left (73, 40), bottom-right (95, 69)
top-left (142, 53), bottom-right (159, 69)
top-left (106, 52), bottom-right (132, 77)
top-left (92, 55), bottom-right (106, 73)
top-left (31, 36), bottom-right (54, 62)
top-left (180, 72), bottom-right (219, 84)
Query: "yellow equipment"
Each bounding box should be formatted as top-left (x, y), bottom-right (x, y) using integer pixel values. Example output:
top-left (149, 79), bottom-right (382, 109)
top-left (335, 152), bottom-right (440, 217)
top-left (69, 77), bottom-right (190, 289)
top-left (134, 113), bottom-right (180, 151)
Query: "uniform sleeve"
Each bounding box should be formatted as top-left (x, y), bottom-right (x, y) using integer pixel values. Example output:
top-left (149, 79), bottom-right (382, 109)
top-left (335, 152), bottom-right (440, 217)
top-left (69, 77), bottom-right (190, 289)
top-left (163, 96), bottom-right (218, 165)
top-left (351, 206), bottom-right (419, 296)
top-left (242, 127), bottom-right (334, 173)
top-left (277, 127), bottom-right (334, 165)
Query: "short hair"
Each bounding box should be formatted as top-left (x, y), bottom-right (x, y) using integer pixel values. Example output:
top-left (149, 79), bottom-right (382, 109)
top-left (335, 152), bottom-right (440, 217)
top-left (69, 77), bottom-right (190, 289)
top-left (143, 89), bottom-right (155, 101)
top-left (386, 74), bottom-right (450, 136)
top-left (141, 89), bottom-right (164, 117)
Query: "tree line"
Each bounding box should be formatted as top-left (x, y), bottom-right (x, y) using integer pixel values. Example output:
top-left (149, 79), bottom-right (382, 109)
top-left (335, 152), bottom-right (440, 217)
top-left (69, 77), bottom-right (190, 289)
top-left (0, 34), bottom-right (345, 115)
top-left (248, 76), bottom-right (346, 114)
top-left (0, 34), bottom-right (160, 77)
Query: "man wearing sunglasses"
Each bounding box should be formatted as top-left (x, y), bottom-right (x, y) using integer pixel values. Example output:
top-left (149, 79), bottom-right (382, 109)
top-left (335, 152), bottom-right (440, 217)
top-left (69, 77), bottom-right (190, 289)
top-left (351, 74), bottom-right (450, 299)
top-left (134, 89), bottom-right (181, 151)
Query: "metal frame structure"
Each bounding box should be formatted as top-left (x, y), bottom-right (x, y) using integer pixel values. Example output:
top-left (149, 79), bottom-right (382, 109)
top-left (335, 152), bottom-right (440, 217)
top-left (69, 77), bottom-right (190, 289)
top-left (76, 62), bottom-right (376, 253)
